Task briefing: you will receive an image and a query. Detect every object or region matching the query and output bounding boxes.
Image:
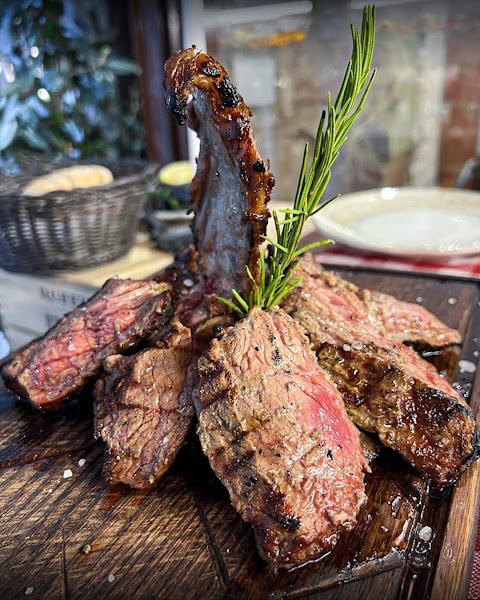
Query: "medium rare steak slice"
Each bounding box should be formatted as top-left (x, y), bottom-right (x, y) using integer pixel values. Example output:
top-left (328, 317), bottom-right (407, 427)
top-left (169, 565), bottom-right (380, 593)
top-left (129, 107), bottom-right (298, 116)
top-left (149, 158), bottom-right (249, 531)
top-left (94, 321), bottom-right (193, 488)
top-left (164, 47), bottom-right (274, 298)
top-left (281, 255), bottom-right (464, 398)
top-left (195, 306), bottom-right (368, 569)
top-left (364, 289), bottom-right (461, 347)
top-left (281, 255), bottom-right (478, 486)
top-left (282, 255), bottom-right (461, 348)
top-left (317, 343), bottom-right (480, 488)
top-left (2, 279), bottom-right (172, 408)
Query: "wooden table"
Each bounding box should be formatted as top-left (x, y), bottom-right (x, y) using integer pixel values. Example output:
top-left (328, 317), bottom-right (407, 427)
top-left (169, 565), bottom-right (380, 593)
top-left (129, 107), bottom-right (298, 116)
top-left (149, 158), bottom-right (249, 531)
top-left (0, 268), bottom-right (479, 600)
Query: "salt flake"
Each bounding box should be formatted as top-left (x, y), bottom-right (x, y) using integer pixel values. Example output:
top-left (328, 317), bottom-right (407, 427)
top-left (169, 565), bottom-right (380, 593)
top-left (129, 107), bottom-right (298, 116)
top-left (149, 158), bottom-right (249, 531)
top-left (25, 587), bottom-right (34, 595)
top-left (108, 574), bottom-right (115, 583)
top-left (458, 360), bottom-right (476, 374)
top-left (418, 525), bottom-right (433, 542)
top-left (63, 469), bottom-right (73, 479)
top-left (78, 458), bottom-right (86, 467)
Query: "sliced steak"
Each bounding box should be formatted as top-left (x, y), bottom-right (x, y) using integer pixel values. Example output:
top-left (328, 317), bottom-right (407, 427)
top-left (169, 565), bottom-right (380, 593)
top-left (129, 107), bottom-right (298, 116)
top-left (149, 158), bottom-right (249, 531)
top-left (165, 47), bottom-right (274, 298)
top-left (317, 343), bottom-right (480, 488)
top-left (195, 306), bottom-right (368, 569)
top-left (364, 289), bottom-right (461, 347)
top-left (282, 255), bottom-right (461, 348)
top-left (2, 279), bottom-right (172, 408)
top-left (281, 257), bottom-right (387, 348)
top-left (281, 256), bottom-right (478, 486)
top-left (94, 321), bottom-right (193, 488)
top-left (91, 47), bottom-right (276, 490)
top-left (281, 254), bottom-right (462, 398)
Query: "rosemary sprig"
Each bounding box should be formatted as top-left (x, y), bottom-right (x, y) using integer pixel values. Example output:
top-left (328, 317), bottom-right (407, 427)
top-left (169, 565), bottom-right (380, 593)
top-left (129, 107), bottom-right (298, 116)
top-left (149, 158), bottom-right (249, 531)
top-left (220, 6), bottom-right (376, 317)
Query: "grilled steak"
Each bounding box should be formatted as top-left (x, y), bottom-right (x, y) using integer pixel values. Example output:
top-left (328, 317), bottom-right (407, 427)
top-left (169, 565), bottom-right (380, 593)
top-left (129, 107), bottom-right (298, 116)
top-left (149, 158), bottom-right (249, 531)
top-left (282, 255), bottom-right (461, 348)
top-left (364, 288), bottom-right (461, 347)
top-left (281, 256), bottom-right (478, 486)
top-left (317, 343), bottom-right (480, 488)
top-left (2, 279), bottom-right (172, 408)
top-left (164, 47), bottom-right (274, 298)
top-left (195, 306), bottom-right (368, 568)
top-left (94, 321), bottom-right (193, 488)
top-left (91, 48), bottom-right (275, 490)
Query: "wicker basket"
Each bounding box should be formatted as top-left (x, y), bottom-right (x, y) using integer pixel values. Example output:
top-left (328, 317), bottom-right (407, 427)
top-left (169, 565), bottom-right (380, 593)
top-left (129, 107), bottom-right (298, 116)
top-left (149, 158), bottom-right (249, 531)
top-left (0, 159), bottom-right (159, 274)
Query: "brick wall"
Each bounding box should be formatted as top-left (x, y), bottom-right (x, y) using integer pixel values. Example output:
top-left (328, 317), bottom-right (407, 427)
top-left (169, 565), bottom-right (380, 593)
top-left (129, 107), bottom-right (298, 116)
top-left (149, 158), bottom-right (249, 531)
top-left (439, 6), bottom-right (480, 187)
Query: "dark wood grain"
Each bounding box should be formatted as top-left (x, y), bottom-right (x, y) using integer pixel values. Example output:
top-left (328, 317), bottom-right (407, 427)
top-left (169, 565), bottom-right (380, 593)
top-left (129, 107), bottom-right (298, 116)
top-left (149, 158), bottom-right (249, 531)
top-left (0, 270), bottom-right (478, 600)
top-left (128, 0), bottom-right (187, 165)
top-left (429, 300), bottom-right (480, 600)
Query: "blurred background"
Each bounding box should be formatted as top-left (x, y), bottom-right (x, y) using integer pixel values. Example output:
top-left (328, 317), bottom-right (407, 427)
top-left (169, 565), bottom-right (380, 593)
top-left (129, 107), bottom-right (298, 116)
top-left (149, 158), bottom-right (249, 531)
top-left (1, 0), bottom-right (480, 354)
top-left (1, 0), bottom-right (479, 197)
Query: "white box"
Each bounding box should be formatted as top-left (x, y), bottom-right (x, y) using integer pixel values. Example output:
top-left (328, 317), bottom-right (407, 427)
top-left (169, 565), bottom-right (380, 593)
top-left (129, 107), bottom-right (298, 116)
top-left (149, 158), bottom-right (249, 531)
top-left (0, 269), bottom-right (97, 353)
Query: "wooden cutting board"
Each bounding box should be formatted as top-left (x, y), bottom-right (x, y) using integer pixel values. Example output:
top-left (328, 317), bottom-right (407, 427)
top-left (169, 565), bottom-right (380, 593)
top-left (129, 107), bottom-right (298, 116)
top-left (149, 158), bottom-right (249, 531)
top-left (0, 269), bottom-right (479, 600)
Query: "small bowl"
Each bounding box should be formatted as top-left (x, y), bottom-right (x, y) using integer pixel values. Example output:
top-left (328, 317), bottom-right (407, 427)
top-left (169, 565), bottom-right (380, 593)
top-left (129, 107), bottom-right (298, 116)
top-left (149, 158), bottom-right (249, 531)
top-left (146, 209), bottom-right (193, 252)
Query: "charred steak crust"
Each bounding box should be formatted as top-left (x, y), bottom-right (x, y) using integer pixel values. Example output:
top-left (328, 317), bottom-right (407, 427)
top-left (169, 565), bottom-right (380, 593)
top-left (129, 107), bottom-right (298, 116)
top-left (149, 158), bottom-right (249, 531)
top-left (164, 47), bottom-right (274, 296)
top-left (94, 321), bottom-right (193, 489)
top-left (195, 306), bottom-right (368, 569)
top-left (316, 343), bottom-right (480, 488)
top-left (2, 280), bottom-right (172, 408)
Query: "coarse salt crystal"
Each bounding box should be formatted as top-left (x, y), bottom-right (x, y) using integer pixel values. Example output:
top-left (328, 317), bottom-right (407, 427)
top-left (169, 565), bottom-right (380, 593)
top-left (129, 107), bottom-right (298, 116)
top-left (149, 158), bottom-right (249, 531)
top-left (351, 342), bottom-right (363, 350)
top-left (47, 488), bottom-right (53, 494)
top-left (25, 587), bottom-right (34, 595)
top-left (63, 469), bottom-right (73, 479)
top-left (447, 297), bottom-right (457, 305)
top-left (418, 525), bottom-right (433, 542)
top-left (82, 544), bottom-right (92, 555)
top-left (342, 344), bottom-right (351, 352)
top-left (108, 574), bottom-right (115, 583)
top-left (78, 458), bottom-right (86, 467)
top-left (458, 360), bottom-right (476, 374)
top-left (474, 351), bottom-right (479, 357)
top-left (416, 297), bottom-right (423, 303)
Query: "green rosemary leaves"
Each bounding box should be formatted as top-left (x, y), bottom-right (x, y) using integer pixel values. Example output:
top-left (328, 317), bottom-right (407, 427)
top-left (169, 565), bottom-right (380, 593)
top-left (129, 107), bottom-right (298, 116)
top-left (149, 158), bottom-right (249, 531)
top-left (220, 6), bottom-right (376, 317)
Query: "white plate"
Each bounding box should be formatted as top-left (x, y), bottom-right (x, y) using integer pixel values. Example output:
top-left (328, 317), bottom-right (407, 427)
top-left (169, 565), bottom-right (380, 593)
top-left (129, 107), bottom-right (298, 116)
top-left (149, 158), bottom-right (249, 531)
top-left (313, 186), bottom-right (480, 260)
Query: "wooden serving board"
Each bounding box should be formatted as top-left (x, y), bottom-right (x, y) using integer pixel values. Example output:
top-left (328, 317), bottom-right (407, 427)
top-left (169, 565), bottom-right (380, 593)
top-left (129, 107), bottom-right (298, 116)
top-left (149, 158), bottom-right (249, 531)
top-left (0, 269), bottom-right (479, 600)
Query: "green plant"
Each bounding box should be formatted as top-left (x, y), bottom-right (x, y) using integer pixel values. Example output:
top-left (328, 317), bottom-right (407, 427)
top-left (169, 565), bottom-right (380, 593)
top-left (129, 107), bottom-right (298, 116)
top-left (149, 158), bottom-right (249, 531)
top-left (0, 0), bottom-right (144, 171)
